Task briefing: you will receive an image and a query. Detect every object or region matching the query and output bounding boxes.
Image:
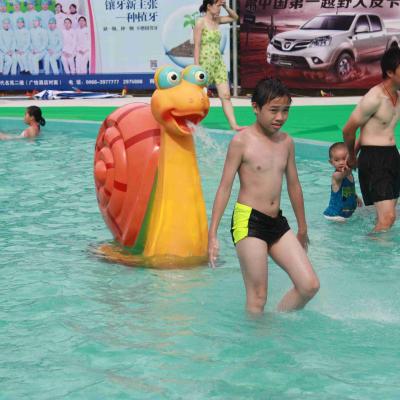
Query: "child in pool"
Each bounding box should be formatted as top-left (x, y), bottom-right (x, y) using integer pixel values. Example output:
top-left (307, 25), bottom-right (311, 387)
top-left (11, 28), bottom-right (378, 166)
top-left (0, 106), bottom-right (45, 140)
top-left (208, 78), bottom-right (320, 313)
top-left (323, 142), bottom-right (363, 221)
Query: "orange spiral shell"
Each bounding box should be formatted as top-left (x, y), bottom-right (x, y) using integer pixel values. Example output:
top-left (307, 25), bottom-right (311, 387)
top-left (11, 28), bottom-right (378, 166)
top-left (94, 103), bottom-right (161, 246)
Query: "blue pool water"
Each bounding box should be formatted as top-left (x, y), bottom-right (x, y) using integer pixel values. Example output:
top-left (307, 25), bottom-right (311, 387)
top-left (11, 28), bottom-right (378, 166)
top-left (1, 118), bottom-right (400, 399)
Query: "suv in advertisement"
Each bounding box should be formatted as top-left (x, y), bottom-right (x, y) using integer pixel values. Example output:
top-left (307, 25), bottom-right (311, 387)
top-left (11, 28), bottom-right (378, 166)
top-left (266, 13), bottom-right (400, 81)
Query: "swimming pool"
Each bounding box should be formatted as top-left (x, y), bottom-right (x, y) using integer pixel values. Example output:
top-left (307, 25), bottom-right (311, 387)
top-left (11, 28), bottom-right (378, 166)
top-left (1, 118), bottom-right (399, 399)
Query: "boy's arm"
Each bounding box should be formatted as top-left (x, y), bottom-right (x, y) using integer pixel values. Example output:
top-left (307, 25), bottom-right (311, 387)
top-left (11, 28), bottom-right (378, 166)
top-left (285, 138), bottom-right (308, 250)
top-left (208, 135), bottom-right (244, 267)
top-left (342, 93), bottom-right (380, 168)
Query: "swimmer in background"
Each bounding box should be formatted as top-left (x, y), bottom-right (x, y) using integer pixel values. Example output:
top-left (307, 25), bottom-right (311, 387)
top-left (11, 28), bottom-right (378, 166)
top-left (0, 106), bottom-right (45, 140)
top-left (323, 142), bottom-right (363, 221)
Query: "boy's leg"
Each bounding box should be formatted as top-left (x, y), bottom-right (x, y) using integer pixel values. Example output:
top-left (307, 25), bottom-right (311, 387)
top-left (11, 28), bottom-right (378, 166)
top-left (236, 237), bottom-right (268, 314)
top-left (373, 199), bottom-right (397, 232)
top-left (269, 230), bottom-right (319, 312)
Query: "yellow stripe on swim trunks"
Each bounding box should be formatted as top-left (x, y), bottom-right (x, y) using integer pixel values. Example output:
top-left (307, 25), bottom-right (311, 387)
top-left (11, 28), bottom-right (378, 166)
top-left (232, 202), bottom-right (252, 244)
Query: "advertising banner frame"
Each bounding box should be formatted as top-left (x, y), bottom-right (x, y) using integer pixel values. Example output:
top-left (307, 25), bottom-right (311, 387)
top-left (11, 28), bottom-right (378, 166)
top-left (0, 0), bottom-right (231, 92)
top-left (239, 0), bottom-right (400, 90)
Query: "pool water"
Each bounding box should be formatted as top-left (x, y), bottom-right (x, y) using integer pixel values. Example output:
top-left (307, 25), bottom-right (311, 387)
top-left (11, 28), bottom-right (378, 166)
top-left (1, 118), bottom-right (400, 399)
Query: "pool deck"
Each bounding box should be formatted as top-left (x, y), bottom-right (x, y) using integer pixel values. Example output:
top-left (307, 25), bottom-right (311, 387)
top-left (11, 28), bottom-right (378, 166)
top-left (2, 95), bottom-right (388, 144)
top-left (0, 95), bottom-right (361, 108)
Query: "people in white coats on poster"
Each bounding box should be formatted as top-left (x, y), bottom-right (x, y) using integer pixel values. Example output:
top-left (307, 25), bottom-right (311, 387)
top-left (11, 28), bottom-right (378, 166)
top-left (57, 0), bottom-right (72, 11)
top-left (30, 16), bottom-right (48, 74)
top-left (25, 0), bottom-right (39, 29)
top-left (10, 0), bottom-right (24, 30)
top-left (44, 17), bottom-right (62, 74)
top-left (0, 1), bottom-right (7, 23)
top-left (68, 3), bottom-right (81, 29)
top-left (0, 17), bottom-right (17, 75)
top-left (75, 16), bottom-right (89, 74)
top-left (39, 0), bottom-right (55, 30)
top-left (61, 17), bottom-right (76, 74)
top-left (55, 2), bottom-right (66, 30)
top-left (15, 17), bottom-right (31, 74)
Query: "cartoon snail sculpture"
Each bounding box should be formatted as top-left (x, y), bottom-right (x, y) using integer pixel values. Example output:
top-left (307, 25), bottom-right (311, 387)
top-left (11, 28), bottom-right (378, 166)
top-left (94, 65), bottom-right (210, 267)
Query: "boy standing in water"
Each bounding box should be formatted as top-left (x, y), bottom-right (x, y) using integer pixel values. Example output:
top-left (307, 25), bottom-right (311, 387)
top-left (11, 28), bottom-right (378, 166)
top-left (343, 47), bottom-right (400, 232)
top-left (208, 78), bottom-right (319, 313)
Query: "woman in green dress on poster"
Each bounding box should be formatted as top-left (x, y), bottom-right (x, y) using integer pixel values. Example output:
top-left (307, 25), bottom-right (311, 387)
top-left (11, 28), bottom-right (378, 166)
top-left (194, 0), bottom-right (242, 131)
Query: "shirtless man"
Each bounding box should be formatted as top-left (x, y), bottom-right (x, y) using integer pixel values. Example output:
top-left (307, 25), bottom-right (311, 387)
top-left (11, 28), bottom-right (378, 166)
top-left (208, 78), bottom-right (320, 313)
top-left (343, 47), bottom-right (400, 232)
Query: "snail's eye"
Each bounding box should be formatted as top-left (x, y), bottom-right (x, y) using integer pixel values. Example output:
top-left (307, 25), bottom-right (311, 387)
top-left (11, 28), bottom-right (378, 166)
top-left (156, 66), bottom-right (182, 89)
top-left (182, 65), bottom-right (208, 87)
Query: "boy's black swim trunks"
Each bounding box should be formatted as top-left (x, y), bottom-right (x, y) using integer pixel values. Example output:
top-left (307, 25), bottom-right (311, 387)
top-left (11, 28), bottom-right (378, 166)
top-left (231, 202), bottom-right (290, 247)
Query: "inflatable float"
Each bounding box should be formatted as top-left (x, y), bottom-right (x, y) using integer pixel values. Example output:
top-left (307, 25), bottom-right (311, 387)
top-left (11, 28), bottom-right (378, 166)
top-left (94, 65), bottom-right (210, 267)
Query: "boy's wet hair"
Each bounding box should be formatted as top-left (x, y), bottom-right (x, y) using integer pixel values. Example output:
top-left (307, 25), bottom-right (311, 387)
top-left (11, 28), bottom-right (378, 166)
top-left (328, 142), bottom-right (346, 159)
top-left (251, 78), bottom-right (292, 109)
top-left (381, 46), bottom-right (400, 79)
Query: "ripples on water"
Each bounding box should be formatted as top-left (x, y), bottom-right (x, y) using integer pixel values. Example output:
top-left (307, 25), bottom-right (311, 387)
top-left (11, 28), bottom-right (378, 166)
top-left (0, 120), bottom-right (399, 399)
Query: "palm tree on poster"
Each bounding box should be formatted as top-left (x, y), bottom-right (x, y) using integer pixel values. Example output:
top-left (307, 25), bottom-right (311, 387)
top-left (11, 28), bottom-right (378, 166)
top-left (184, 12), bottom-right (199, 44)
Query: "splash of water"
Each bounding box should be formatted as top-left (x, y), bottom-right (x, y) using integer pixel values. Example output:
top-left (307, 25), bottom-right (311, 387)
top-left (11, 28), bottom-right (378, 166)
top-left (187, 121), bottom-right (228, 165)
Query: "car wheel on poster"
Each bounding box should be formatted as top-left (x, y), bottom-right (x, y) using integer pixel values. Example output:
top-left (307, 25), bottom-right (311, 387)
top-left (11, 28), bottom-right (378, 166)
top-left (334, 52), bottom-right (354, 82)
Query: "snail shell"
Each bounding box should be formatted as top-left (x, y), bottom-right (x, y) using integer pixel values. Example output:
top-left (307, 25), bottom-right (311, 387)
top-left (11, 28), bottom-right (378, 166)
top-left (94, 103), bottom-right (160, 247)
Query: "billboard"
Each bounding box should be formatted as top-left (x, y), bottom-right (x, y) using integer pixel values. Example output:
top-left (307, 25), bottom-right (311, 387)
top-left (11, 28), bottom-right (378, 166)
top-left (239, 0), bottom-right (400, 89)
top-left (0, 0), bottom-right (230, 91)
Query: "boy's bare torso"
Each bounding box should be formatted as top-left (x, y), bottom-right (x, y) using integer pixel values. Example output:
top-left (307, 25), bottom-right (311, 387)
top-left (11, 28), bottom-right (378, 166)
top-left (236, 127), bottom-right (291, 217)
top-left (359, 85), bottom-right (400, 146)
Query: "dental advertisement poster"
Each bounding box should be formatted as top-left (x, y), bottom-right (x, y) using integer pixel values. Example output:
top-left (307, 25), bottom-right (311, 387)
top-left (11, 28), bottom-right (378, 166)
top-left (0, 0), bottom-right (230, 91)
top-left (239, 0), bottom-right (400, 89)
